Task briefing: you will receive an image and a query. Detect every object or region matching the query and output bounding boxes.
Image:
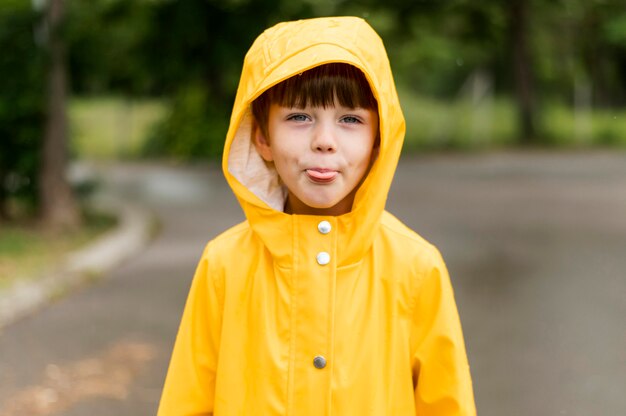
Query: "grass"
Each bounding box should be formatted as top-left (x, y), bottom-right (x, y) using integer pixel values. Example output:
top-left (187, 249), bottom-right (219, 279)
top-left (398, 88), bottom-right (626, 151)
top-left (541, 104), bottom-right (626, 147)
top-left (70, 96), bottom-right (166, 160)
top-left (400, 92), bottom-right (517, 150)
top-left (0, 210), bottom-right (117, 290)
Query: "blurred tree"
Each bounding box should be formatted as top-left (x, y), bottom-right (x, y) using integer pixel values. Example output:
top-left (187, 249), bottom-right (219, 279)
top-left (0, 1), bottom-right (45, 220)
top-left (39, 0), bottom-right (81, 230)
top-left (563, 0), bottom-right (625, 107)
top-left (509, 0), bottom-right (537, 144)
top-left (600, 7), bottom-right (626, 106)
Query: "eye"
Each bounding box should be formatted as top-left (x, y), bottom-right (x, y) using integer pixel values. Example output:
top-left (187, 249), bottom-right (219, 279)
top-left (286, 113), bottom-right (310, 122)
top-left (341, 115), bottom-right (362, 124)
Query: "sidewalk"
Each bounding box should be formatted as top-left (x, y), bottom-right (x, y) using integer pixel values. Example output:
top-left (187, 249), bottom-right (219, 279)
top-left (0, 164), bottom-right (155, 329)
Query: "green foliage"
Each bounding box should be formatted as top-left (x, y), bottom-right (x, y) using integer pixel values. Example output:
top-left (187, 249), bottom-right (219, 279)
top-left (66, 0), bottom-right (155, 95)
top-left (532, 0), bottom-right (626, 107)
top-left (143, 85), bottom-right (227, 159)
top-left (604, 12), bottom-right (626, 44)
top-left (378, 1), bottom-right (507, 96)
top-left (0, 3), bottom-right (45, 218)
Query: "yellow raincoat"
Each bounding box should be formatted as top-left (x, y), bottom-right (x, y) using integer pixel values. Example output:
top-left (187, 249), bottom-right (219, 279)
top-left (158, 16), bottom-right (475, 415)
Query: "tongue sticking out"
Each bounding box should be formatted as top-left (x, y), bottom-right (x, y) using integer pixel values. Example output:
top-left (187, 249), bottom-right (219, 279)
top-left (306, 169), bottom-right (337, 181)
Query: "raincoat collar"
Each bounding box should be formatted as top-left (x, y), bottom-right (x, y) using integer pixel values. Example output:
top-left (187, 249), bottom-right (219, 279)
top-left (222, 16), bottom-right (405, 267)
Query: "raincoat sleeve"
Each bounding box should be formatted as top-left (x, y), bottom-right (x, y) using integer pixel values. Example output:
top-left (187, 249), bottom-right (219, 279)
top-left (411, 247), bottom-right (476, 415)
top-left (158, 242), bottom-right (223, 416)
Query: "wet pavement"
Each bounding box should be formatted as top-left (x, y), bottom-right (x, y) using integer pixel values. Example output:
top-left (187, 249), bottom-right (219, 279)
top-left (0, 151), bottom-right (625, 415)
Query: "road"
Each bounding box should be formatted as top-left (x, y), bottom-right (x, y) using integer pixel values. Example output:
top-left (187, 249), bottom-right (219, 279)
top-left (0, 151), bottom-right (625, 415)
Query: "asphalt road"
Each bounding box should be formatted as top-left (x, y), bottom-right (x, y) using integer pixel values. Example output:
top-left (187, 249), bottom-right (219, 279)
top-left (0, 151), bottom-right (625, 416)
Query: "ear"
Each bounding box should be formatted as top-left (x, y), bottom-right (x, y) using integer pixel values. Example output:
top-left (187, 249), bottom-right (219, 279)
top-left (252, 121), bottom-right (274, 162)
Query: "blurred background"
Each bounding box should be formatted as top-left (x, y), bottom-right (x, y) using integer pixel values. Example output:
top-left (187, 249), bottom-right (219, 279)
top-left (1, 0), bottom-right (626, 225)
top-left (0, 0), bottom-right (625, 415)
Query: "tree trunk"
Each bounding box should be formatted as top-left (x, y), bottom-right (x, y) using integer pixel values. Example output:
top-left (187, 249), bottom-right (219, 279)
top-left (39, 0), bottom-right (81, 230)
top-left (0, 168), bottom-right (7, 221)
top-left (509, 0), bottom-right (536, 144)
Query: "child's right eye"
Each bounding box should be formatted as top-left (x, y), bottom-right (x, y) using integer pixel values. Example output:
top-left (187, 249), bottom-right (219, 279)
top-left (287, 114), bottom-right (309, 122)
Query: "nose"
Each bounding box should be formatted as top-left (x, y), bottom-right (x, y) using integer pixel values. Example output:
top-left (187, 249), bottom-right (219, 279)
top-left (311, 124), bottom-right (337, 153)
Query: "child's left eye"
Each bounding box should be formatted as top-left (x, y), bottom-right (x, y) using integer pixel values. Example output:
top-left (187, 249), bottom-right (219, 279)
top-left (341, 116), bottom-right (361, 124)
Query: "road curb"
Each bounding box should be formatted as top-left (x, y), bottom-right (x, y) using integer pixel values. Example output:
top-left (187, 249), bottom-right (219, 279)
top-left (0, 194), bottom-right (156, 329)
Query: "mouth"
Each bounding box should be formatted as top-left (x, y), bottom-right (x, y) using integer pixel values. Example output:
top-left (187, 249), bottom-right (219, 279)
top-left (305, 168), bottom-right (338, 183)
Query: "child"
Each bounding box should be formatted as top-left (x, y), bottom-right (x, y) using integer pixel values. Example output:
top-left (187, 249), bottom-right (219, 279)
top-left (158, 16), bottom-right (475, 415)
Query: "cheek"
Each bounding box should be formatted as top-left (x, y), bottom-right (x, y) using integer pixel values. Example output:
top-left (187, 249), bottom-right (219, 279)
top-left (271, 145), bottom-right (300, 170)
top-left (351, 145), bottom-right (375, 168)
top-left (274, 143), bottom-right (295, 159)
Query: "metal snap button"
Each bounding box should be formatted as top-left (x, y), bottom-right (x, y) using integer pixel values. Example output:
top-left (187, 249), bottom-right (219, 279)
top-left (316, 252), bottom-right (330, 265)
top-left (313, 355), bottom-right (327, 369)
top-left (318, 220), bottom-right (331, 234)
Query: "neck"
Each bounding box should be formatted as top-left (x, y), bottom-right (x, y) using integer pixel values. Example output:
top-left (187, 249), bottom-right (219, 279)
top-left (285, 190), bottom-right (356, 216)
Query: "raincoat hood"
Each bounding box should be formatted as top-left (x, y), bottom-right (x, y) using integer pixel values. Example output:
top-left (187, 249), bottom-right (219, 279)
top-left (223, 16), bottom-right (405, 266)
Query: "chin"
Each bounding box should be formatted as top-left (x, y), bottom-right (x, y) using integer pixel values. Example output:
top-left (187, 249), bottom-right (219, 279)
top-left (303, 192), bottom-right (344, 208)
top-left (304, 200), bottom-right (338, 209)
top-left (288, 190), bottom-right (353, 215)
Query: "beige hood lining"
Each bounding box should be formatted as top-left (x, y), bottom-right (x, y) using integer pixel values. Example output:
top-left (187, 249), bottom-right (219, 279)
top-left (228, 109), bottom-right (287, 212)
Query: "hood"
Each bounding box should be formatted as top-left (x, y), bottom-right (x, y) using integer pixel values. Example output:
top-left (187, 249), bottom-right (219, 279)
top-left (222, 16), bottom-right (406, 266)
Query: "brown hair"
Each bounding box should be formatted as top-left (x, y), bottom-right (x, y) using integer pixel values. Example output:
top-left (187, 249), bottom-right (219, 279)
top-left (251, 63), bottom-right (378, 138)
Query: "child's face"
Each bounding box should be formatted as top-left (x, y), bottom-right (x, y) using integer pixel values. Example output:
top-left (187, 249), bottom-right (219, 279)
top-left (254, 102), bottom-right (379, 216)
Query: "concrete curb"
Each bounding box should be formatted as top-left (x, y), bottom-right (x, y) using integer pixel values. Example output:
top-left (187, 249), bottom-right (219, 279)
top-left (0, 193), bottom-right (155, 329)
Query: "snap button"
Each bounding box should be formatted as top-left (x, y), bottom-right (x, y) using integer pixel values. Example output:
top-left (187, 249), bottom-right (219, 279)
top-left (317, 220), bottom-right (331, 234)
top-left (316, 252), bottom-right (330, 265)
top-left (313, 355), bottom-right (327, 369)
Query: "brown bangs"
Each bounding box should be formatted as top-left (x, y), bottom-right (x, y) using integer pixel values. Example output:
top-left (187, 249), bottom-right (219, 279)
top-left (251, 63), bottom-right (377, 135)
top-left (266, 63), bottom-right (377, 109)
